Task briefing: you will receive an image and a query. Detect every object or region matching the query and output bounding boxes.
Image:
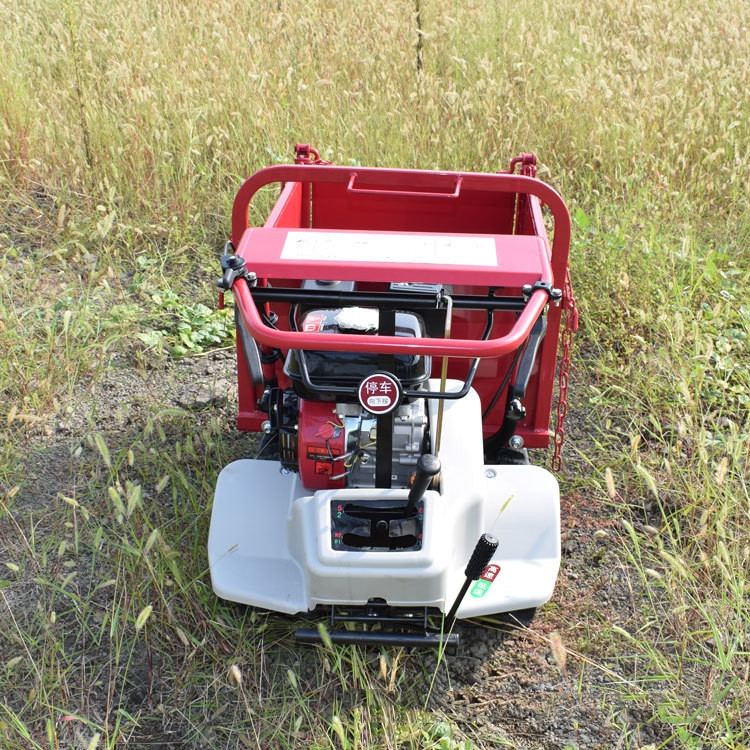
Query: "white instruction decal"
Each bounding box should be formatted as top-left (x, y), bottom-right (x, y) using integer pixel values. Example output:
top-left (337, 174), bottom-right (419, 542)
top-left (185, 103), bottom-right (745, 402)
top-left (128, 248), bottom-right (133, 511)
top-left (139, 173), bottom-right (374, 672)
top-left (281, 231), bottom-right (497, 266)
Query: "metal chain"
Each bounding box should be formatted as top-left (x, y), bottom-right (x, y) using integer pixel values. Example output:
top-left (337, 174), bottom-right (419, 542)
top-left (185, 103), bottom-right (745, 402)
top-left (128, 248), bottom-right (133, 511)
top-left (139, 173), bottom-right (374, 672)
top-left (552, 266), bottom-right (578, 472)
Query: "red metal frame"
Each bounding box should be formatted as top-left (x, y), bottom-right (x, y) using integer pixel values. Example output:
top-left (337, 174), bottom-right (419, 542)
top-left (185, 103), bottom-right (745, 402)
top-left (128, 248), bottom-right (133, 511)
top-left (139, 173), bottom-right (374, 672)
top-left (227, 161), bottom-right (571, 449)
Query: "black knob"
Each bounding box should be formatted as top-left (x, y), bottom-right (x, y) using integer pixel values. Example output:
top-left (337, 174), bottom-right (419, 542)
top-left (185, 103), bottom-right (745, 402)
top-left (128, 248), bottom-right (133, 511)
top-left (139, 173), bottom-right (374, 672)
top-left (464, 533), bottom-right (499, 580)
top-left (223, 254), bottom-right (246, 270)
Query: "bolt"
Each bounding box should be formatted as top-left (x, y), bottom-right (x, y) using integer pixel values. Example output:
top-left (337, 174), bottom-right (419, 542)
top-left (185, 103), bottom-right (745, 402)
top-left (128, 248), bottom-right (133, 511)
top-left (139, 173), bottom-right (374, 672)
top-left (509, 435), bottom-right (524, 450)
top-left (485, 469), bottom-right (496, 479)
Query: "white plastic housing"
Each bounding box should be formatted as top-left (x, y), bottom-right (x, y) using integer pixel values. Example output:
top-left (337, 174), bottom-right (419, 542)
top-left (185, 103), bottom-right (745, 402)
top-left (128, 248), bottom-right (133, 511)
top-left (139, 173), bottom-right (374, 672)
top-left (208, 381), bottom-right (560, 618)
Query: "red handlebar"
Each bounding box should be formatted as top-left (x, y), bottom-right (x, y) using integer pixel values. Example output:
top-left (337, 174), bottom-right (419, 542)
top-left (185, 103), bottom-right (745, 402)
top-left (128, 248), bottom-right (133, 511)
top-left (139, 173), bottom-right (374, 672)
top-left (232, 279), bottom-right (550, 358)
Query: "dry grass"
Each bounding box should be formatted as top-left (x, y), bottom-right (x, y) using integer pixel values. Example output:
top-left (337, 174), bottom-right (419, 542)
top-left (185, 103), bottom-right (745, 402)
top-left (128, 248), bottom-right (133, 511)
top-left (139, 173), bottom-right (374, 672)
top-left (1, 0), bottom-right (747, 219)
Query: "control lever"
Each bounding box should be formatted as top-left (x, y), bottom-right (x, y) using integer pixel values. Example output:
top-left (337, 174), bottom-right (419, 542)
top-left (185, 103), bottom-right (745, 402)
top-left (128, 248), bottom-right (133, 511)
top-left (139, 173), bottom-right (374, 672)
top-left (405, 454), bottom-right (441, 516)
top-left (445, 533), bottom-right (499, 626)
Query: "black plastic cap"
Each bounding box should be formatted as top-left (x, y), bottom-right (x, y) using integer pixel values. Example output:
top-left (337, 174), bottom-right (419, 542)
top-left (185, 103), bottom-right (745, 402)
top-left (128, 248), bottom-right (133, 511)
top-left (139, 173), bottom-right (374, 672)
top-left (417, 453), bottom-right (441, 476)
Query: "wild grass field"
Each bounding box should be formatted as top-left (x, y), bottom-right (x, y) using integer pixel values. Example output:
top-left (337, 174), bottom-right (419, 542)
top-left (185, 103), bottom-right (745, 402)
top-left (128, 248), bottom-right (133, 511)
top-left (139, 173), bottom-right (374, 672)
top-left (0, 0), bottom-right (748, 747)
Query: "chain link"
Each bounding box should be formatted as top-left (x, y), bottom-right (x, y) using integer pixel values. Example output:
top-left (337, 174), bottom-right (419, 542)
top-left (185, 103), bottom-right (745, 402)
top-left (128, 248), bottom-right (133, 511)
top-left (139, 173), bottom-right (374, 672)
top-left (552, 266), bottom-right (578, 472)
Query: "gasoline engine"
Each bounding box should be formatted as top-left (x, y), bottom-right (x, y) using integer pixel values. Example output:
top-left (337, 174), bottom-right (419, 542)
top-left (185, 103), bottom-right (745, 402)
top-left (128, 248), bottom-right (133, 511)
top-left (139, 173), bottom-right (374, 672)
top-left (264, 304), bottom-right (432, 491)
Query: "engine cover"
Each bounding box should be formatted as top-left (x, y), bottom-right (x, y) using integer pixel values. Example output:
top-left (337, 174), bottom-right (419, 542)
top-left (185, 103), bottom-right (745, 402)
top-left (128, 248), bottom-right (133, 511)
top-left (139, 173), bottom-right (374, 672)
top-left (284, 308), bottom-right (431, 402)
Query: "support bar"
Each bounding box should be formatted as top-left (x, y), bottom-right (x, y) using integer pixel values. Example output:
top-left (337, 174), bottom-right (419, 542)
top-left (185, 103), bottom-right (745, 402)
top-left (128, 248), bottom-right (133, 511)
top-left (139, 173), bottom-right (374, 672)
top-left (294, 628), bottom-right (459, 653)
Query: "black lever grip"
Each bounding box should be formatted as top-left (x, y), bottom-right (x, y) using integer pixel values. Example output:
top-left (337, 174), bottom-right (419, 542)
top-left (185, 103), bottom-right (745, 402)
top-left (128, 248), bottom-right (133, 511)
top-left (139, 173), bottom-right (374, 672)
top-left (444, 532), bottom-right (500, 625)
top-left (464, 533), bottom-right (499, 580)
top-left (406, 454), bottom-right (441, 514)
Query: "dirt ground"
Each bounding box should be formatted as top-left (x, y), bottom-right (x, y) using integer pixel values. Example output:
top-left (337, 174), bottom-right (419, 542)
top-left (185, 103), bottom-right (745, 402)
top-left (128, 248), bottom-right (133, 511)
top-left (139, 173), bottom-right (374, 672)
top-left (4, 350), bottom-right (667, 749)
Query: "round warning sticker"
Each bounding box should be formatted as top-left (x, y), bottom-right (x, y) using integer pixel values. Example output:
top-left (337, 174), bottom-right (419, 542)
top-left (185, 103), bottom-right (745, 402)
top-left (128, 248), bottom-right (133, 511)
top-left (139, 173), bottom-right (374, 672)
top-left (358, 372), bottom-right (402, 415)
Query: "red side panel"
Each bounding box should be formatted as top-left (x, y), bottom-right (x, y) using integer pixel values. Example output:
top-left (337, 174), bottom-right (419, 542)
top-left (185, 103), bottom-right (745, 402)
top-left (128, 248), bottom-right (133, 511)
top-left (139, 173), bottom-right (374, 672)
top-left (237, 181), bottom-right (306, 429)
top-left (264, 181), bottom-right (307, 229)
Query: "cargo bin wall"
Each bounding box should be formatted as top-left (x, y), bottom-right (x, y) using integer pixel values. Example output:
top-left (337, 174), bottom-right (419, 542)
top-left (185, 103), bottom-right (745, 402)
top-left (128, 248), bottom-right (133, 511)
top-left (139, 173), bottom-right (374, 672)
top-left (310, 182), bottom-right (517, 235)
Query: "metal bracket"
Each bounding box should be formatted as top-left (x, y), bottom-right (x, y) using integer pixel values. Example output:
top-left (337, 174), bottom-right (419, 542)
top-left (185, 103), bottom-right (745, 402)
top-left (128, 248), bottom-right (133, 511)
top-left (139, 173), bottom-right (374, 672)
top-left (507, 152), bottom-right (537, 177)
top-left (294, 143), bottom-right (331, 165)
top-left (295, 602), bottom-right (459, 652)
top-left (522, 280), bottom-right (562, 305)
top-left (217, 251), bottom-right (256, 291)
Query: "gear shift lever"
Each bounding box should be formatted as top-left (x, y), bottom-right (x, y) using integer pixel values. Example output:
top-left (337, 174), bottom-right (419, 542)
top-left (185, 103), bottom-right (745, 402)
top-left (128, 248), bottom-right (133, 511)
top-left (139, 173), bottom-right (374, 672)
top-left (405, 453), bottom-right (440, 516)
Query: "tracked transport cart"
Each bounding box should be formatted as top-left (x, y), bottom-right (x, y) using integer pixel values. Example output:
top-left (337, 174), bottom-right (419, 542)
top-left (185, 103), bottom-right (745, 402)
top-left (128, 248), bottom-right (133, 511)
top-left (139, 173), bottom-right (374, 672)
top-left (208, 144), bottom-right (577, 650)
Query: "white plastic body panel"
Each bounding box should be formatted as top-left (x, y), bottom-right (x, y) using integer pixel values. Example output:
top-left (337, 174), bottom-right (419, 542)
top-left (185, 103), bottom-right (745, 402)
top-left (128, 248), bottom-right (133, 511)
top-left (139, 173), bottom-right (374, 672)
top-left (208, 381), bottom-right (560, 618)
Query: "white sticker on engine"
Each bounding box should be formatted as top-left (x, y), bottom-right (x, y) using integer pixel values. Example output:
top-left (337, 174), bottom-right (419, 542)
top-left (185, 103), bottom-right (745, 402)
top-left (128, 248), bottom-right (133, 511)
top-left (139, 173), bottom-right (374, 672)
top-left (281, 231), bottom-right (497, 266)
